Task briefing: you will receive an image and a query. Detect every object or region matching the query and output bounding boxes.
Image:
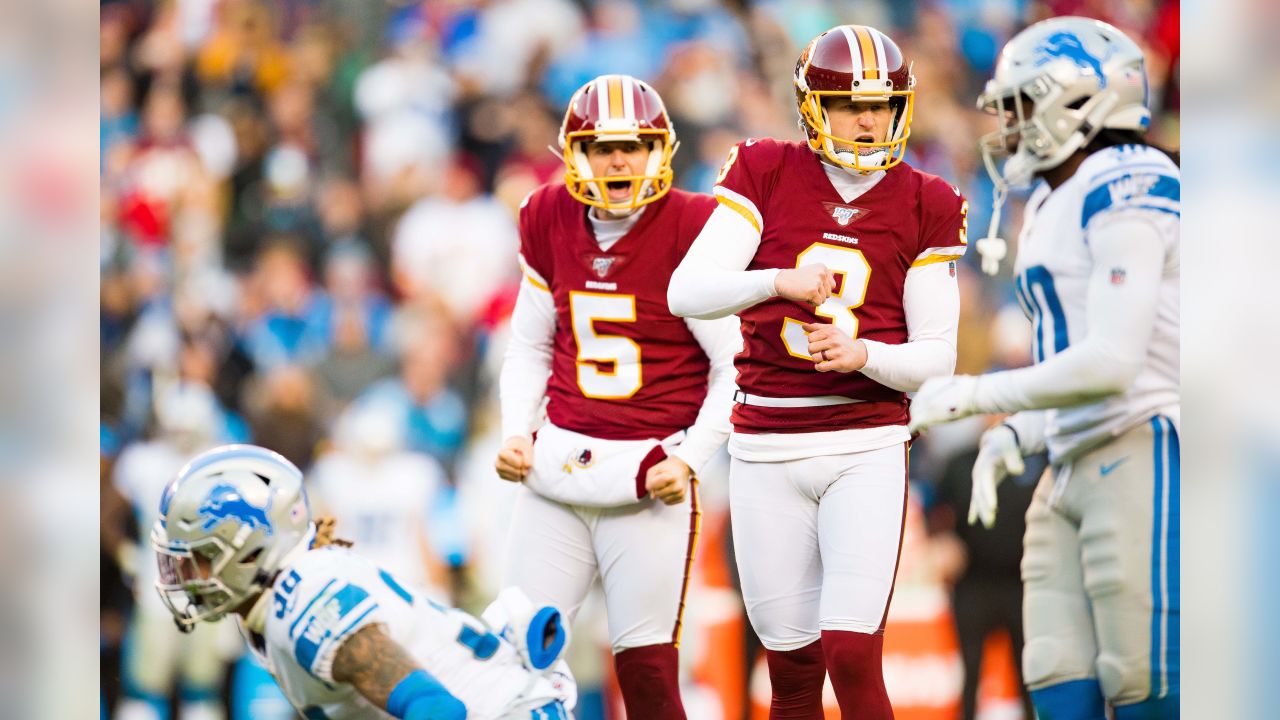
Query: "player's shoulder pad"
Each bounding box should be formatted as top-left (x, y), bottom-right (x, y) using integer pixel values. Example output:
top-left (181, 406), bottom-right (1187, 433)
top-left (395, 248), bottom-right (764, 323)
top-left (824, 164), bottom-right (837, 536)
top-left (730, 136), bottom-right (797, 172)
top-left (662, 188), bottom-right (717, 255)
top-left (670, 186), bottom-right (717, 218)
top-left (1079, 145), bottom-right (1180, 229)
top-left (912, 166), bottom-right (968, 209)
top-left (519, 181), bottom-right (569, 221)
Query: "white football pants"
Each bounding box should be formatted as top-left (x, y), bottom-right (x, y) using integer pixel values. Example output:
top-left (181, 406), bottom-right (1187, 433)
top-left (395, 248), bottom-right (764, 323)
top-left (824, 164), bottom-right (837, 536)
top-left (729, 442), bottom-right (908, 650)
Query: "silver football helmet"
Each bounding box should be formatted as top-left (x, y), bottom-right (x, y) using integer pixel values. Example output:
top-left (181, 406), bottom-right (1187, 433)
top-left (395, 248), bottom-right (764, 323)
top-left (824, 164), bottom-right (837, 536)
top-left (974, 17), bottom-right (1151, 275)
top-left (151, 444), bottom-right (315, 631)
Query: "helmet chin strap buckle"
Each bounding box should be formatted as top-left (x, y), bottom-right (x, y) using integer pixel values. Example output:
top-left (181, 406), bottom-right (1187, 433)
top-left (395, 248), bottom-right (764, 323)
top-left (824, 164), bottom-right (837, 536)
top-left (174, 608), bottom-right (197, 634)
top-left (977, 184), bottom-right (1009, 276)
top-left (976, 235), bottom-right (1007, 276)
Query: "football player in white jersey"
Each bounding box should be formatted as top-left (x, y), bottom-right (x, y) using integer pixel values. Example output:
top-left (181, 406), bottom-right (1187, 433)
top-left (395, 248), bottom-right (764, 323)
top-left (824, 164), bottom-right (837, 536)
top-left (152, 444), bottom-right (576, 720)
top-left (908, 17), bottom-right (1179, 720)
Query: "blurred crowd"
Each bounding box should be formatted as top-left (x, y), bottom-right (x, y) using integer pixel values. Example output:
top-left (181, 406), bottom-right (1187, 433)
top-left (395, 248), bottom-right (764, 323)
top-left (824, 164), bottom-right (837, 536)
top-left (98, 0), bottom-right (1178, 718)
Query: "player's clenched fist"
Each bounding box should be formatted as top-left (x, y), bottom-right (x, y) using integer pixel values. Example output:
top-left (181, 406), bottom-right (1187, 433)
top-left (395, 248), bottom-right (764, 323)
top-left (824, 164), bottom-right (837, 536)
top-left (495, 436), bottom-right (534, 482)
top-left (803, 322), bottom-right (868, 373)
top-left (775, 264), bottom-right (837, 306)
top-left (645, 456), bottom-right (692, 505)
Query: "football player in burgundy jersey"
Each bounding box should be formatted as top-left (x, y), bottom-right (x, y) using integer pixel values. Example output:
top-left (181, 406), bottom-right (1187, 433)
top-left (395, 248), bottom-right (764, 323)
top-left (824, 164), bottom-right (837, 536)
top-left (493, 74), bottom-right (739, 719)
top-left (668, 26), bottom-right (968, 719)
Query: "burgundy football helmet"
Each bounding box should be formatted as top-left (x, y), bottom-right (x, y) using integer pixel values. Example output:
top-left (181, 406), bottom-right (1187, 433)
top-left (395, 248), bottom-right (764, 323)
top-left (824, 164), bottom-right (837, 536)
top-left (558, 74), bottom-right (677, 214)
top-left (794, 25), bottom-right (916, 172)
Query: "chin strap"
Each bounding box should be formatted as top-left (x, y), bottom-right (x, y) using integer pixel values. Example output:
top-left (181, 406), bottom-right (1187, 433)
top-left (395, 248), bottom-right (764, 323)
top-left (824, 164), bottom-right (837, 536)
top-left (976, 183), bottom-right (1009, 276)
top-left (243, 587), bottom-right (273, 634)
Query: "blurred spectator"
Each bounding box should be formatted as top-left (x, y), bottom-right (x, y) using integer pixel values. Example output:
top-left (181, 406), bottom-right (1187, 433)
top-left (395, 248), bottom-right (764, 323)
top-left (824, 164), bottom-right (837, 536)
top-left (194, 0), bottom-right (291, 99)
top-left (239, 238), bottom-right (320, 370)
top-left (304, 240), bottom-right (394, 355)
top-left (309, 305), bottom-right (398, 419)
top-left (309, 401), bottom-right (452, 598)
top-left (242, 363), bottom-right (323, 471)
top-left (102, 66), bottom-right (139, 170)
top-left (115, 82), bottom-right (210, 251)
top-left (927, 419), bottom-right (1043, 720)
top-left (358, 311), bottom-right (468, 472)
top-left (391, 153), bottom-right (519, 326)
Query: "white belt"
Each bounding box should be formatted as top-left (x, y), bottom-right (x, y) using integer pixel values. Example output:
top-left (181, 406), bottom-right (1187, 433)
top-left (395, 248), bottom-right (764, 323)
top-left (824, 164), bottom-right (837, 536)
top-left (733, 390), bottom-right (864, 408)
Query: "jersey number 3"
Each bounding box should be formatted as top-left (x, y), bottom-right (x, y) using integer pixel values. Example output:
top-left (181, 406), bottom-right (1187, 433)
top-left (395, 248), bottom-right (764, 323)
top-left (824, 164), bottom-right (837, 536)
top-left (570, 292), bottom-right (642, 399)
top-left (781, 243), bottom-right (872, 360)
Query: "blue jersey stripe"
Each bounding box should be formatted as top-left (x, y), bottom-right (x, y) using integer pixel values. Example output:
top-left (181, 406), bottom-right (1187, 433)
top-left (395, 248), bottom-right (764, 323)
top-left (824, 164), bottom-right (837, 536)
top-left (1082, 174), bottom-right (1180, 228)
top-left (333, 604), bottom-right (380, 645)
top-left (290, 579), bottom-right (337, 639)
top-left (379, 569), bottom-right (414, 605)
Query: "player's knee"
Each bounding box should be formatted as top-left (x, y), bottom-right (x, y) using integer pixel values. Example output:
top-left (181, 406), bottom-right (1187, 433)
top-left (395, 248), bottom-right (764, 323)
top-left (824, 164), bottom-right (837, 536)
top-left (614, 643), bottom-right (679, 686)
top-left (1022, 636), bottom-right (1074, 691)
top-left (1096, 652), bottom-right (1152, 707)
top-left (749, 607), bottom-right (821, 652)
top-left (820, 629), bottom-right (881, 680)
top-left (764, 641), bottom-right (826, 697)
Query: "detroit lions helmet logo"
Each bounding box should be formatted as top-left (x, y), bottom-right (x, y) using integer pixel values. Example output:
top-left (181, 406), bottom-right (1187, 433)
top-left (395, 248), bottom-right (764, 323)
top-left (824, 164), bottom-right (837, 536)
top-left (198, 483), bottom-right (273, 536)
top-left (1034, 32), bottom-right (1108, 87)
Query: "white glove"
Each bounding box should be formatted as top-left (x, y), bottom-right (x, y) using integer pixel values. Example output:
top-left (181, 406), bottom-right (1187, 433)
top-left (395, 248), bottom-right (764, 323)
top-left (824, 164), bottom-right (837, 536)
top-left (969, 423), bottom-right (1025, 529)
top-left (908, 375), bottom-right (980, 434)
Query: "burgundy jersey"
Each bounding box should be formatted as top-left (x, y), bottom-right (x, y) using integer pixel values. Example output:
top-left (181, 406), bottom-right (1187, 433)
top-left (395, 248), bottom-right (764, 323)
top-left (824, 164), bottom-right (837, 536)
top-left (519, 184), bottom-right (718, 440)
top-left (713, 138), bottom-right (968, 434)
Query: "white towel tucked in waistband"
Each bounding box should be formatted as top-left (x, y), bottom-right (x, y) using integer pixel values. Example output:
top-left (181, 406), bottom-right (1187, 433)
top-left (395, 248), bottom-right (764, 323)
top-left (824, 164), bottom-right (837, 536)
top-left (528, 423), bottom-right (686, 507)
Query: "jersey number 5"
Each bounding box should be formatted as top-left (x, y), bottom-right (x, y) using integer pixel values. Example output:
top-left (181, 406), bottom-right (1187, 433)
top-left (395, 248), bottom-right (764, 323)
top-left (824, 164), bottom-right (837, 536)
top-left (781, 243), bottom-right (872, 360)
top-left (570, 292), bottom-right (642, 399)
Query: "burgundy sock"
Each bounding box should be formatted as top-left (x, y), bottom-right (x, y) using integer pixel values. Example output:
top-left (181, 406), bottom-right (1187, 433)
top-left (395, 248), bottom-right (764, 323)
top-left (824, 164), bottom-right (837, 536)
top-left (821, 629), bottom-right (893, 719)
top-left (614, 643), bottom-right (686, 720)
top-left (764, 639), bottom-right (827, 719)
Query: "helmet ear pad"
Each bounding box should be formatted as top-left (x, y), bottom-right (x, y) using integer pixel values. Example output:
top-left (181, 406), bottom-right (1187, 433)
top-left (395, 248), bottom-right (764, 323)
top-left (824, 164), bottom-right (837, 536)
top-left (887, 96), bottom-right (909, 139)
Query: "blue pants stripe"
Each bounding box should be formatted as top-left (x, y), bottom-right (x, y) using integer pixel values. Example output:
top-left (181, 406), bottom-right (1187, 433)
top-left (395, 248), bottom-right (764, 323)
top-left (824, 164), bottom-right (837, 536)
top-left (1148, 416), bottom-right (1181, 703)
top-left (1149, 416), bottom-right (1165, 700)
top-left (1166, 419), bottom-right (1181, 697)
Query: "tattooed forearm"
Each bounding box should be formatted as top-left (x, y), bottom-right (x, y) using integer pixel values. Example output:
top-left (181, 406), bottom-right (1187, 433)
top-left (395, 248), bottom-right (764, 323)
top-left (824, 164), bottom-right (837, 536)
top-left (331, 623), bottom-right (423, 710)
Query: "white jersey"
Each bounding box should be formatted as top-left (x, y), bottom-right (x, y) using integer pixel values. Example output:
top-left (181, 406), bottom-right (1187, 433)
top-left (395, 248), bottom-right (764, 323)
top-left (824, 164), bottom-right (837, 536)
top-left (1013, 144), bottom-right (1179, 460)
top-left (308, 451), bottom-right (445, 594)
top-left (251, 546), bottom-right (571, 719)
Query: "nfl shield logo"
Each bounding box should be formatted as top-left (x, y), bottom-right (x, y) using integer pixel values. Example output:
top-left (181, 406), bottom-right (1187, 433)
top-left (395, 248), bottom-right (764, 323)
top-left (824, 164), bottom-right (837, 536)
top-left (831, 206), bottom-right (857, 226)
top-left (592, 256), bottom-right (616, 279)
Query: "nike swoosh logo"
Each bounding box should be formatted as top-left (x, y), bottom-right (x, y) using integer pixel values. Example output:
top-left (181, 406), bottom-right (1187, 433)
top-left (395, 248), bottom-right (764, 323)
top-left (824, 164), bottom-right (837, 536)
top-left (1099, 457), bottom-right (1128, 476)
top-left (745, 138), bottom-right (758, 146)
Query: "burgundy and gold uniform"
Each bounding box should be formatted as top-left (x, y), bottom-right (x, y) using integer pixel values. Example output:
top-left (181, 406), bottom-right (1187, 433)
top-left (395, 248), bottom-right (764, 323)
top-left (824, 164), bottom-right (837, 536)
top-left (714, 137), bottom-right (967, 434)
top-left (666, 26), bottom-right (968, 720)
top-left (518, 183), bottom-right (717, 440)
top-left (499, 74), bottom-right (738, 720)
